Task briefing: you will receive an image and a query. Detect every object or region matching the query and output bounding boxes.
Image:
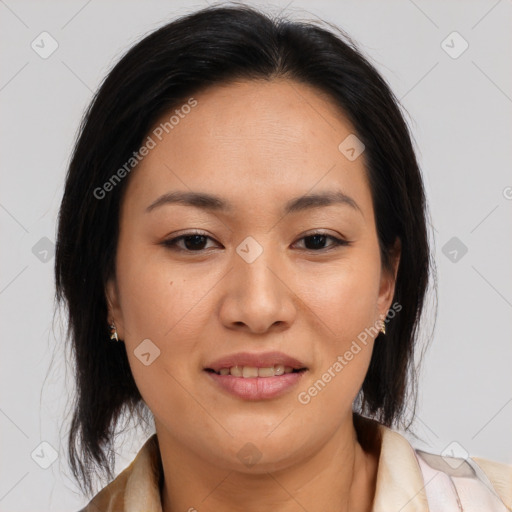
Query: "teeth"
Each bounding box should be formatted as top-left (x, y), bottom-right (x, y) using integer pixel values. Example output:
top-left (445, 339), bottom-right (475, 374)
top-left (274, 365), bottom-right (284, 376)
top-left (258, 366), bottom-right (276, 377)
top-left (242, 366), bottom-right (259, 378)
top-left (216, 365), bottom-right (297, 378)
top-left (230, 366), bottom-right (243, 377)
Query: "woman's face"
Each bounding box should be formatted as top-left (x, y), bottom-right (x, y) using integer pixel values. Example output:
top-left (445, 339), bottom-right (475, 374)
top-left (107, 78), bottom-right (400, 472)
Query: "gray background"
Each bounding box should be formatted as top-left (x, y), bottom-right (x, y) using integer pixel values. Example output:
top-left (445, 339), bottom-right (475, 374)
top-left (1, 0), bottom-right (511, 510)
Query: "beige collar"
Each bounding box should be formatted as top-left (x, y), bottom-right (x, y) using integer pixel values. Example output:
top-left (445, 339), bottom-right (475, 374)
top-left (116, 416), bottom-right (430, 512)
top-left (371, 423), bottom-right (429, 511)
top-left (86, 416), bottom-right (509, 511)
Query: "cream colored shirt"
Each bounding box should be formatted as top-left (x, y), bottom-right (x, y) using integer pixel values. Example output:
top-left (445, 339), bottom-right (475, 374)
top-left (78, 416), bottom-right (512, 511)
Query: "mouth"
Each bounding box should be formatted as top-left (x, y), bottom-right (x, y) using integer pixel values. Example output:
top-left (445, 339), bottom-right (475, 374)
top-left (204, 365), bottom-right (307, 377)
top-left (203, 351), bottom-right (309, 400)
top-left (204, 351), bottom-right (309, 377)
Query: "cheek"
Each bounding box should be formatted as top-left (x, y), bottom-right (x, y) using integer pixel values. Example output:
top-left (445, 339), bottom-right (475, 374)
top-left (115, 247), bottom-right (211, 415)
top-left (297, 253), bottom-right (381, 342)
top-left (293, 254), bottom-right (380, 398)
top-left (116, 239), bottom-right (204, 339)
top-left (115, 239), bottom-right (228, 387)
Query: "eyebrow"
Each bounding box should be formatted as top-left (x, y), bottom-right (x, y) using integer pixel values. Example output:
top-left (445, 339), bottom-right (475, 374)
top-left (145, 190), bottom-right (362, 216)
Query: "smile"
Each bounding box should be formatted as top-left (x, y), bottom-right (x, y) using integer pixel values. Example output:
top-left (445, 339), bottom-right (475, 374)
top-left (205, 365), bottom-right (306, 378)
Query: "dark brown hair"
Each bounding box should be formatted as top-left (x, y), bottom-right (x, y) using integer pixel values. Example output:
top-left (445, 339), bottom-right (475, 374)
top-left (55, 3), bottom-right (436, 498)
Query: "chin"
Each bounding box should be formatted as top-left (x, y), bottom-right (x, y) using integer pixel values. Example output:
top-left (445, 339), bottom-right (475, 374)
top-left (204, 433), bottom-right (310, 474)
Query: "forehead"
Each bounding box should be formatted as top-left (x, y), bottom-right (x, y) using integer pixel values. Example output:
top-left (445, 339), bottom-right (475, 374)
top-left (122, 78), bottom-right (372, 219)
top-left (159, 78), bottom-right (357, 153)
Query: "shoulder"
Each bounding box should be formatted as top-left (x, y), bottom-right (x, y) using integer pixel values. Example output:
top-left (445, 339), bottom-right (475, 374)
top-left (78, 434), bottom-right (162, 512)
top-left (357, 414), bottom-right (512, 511)
top-left (77, 462), bottom-right (131, 511)
top-left (468, 455), bottom-right (512, 509)
top-left (415, 448), bottom-right (512, 510)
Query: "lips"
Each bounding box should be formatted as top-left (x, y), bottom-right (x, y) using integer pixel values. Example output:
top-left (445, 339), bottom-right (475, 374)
top-left (204, 351), bottom-right (309, 400)
top-left (204, 351), bottom-right (308, 374)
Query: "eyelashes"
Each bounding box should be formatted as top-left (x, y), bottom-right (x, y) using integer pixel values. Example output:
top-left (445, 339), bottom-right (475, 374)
top-left (161, 230), bottom-right (351, 253)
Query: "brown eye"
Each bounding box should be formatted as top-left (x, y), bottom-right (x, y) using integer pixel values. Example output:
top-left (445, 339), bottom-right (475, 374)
top-left (162, 231), bottom-right (350, 254)
top-left (295, 233), bottom-right (350, 251)
top-left (162, 231), bottom-right (218, 252)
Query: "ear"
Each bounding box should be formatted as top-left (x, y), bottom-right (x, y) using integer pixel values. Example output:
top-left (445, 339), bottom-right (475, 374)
top-left (376, 237), bottom-right (401, 320)
top-left (105, 276), bottom-right (125, 339)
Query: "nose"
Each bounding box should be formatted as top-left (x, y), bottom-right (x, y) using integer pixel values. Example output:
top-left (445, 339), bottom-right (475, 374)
top-left (218, 243), bottom-right (297, 334)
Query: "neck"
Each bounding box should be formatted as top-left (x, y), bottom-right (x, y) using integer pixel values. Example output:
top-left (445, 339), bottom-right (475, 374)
top-left (158, 413), bottom-right (380, 512)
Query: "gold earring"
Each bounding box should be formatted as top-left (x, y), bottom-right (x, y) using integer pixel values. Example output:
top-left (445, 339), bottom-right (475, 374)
top-left (379, 319), bottom-right (386, 335)
top-left (109, 322), bottom-right (119, 341)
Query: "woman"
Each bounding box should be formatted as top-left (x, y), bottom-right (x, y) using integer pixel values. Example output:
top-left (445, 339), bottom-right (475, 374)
top-left (54, 4), bottom-right (512, 511)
